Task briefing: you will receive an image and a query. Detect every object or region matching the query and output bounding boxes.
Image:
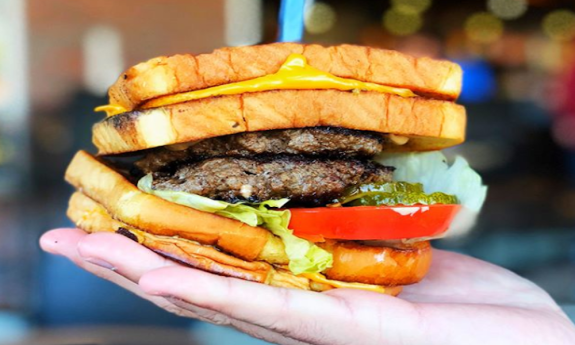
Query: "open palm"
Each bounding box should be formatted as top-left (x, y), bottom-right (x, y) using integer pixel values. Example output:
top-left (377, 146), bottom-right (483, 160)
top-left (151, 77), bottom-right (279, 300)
top-left (40, 228), bottom-right (575, 345)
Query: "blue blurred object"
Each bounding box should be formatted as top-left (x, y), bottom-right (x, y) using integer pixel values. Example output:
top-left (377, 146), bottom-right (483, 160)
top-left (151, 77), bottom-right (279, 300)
top-left (0, 312), bottom-right (28, 344)
top-left (278, 0), bottom-right (305, 42)
top-left (191, 322), bottom-right (273, 345)
top-left (456, 58), bottom-right (497, 103)
top-left (37, 253), bottom-right (192, 327)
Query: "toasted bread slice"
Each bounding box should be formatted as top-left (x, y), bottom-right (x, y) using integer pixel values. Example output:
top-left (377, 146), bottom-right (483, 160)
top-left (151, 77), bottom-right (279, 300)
top-left (108, 43), bottom-right (462, 111)
top-left (65, 150), bottom-right (284, 262)
top-left (94, 89), bottom-right (466, 155)
top-left (68, 191), bottom-right (280, 286)
top-left (68, 191), bottom-right (405, 294)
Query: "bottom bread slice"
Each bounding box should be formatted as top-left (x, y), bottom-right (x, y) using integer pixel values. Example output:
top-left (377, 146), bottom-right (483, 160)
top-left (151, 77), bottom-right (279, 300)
top-left (67, 191), bottom-right (403, 295)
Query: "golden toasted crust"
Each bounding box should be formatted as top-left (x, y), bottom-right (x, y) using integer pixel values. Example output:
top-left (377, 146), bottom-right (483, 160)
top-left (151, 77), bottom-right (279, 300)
top-left (93, 90), bottom-right (466, 155)
top-left (67, 192), bottom-right (321, 291)
top-left (65, 150), bottom-right (280, 262)
top-left (109, 43), bottom-right (462, 111)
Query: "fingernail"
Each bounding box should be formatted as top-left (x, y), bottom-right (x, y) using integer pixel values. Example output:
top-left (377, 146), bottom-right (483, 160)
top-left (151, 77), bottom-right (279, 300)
top-left (39, 234), bottom-right (62, 255)
top-left (44, 240), bottom-right (61, 254)
top-left (85, 257), bottom-right (116, 271)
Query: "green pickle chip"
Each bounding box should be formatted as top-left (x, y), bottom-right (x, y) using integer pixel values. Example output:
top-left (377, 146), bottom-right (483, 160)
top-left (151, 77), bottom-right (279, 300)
top-left (338, 182), bottom-right (458, 207)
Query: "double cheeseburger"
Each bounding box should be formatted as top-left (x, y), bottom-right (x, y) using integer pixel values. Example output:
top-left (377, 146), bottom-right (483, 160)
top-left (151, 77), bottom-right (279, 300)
top-left (65, 43), bottom-right (473, 295)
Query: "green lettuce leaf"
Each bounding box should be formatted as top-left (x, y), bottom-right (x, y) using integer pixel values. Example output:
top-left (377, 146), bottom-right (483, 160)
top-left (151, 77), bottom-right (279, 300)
top-left (137, 174), bottom-right (333, 275)
top-left (374, 151), bottom-right (487, 237)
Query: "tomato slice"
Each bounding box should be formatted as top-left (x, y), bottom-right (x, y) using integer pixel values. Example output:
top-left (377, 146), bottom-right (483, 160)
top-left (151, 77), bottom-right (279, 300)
top-left (288, 204), bottom-right (461, 241)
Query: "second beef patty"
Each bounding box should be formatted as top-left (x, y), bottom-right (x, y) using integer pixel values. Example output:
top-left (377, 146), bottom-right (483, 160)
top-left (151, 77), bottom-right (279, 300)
top-left (151, 156), bottom-right (394, 206)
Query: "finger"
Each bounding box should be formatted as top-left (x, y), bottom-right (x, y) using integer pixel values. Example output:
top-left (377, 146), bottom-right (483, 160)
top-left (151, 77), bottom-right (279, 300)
top-left (41, 229), bottom-right (201, 319)
top-left (40, 228), bottom-right (148, 294)
top-left (41, 229), bottom-right (156, 295)
top-left (76, 232), bottom-right (179, 283)
top-left (41, 228), bottom-right (293, 326)
top-left (139, 267), bottom-right (418, 345)
top-left (40, 228), bottom-right (87, 260)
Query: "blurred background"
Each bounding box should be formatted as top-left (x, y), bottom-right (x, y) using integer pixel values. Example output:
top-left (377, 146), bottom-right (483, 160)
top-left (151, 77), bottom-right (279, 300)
top-left (0, 0), bottom-right (574, 343)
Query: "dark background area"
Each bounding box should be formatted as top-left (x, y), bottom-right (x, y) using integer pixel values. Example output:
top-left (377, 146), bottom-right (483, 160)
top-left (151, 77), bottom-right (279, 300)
top-left (0, 0), bottom-right (574, 343)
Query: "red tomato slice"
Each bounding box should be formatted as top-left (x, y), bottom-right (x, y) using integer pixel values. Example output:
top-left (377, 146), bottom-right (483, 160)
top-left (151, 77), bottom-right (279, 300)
top-left (288, 204), bottom-right (461, 241)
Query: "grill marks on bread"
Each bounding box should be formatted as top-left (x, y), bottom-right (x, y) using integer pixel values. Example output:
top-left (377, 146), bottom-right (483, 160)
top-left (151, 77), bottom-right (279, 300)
top-left (109, 43), bottom-right (463, 111)
top-left (93, 90), bottom-right (466, 155)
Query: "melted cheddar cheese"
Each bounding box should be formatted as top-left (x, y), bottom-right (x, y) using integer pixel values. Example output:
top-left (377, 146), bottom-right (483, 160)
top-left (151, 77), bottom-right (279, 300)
top-left (300, 273), bottom-right (402, 294)
top-left (96, 54), bottom-right (416, 117)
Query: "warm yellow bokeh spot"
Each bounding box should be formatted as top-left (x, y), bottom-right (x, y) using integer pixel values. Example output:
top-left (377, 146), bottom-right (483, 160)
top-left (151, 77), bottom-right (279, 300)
top-left (465, 12), bottom-right (504, 44)
top-left (390, 0), bottom-right (431, 15)
top-left (543, 10), bottom-right (575, 42)
top-left (487, 0), bottom-right (528, 20)
top-left (383, 9), bottom-right (423, 36)
top-left (304, 2), bottom-right (337, 35)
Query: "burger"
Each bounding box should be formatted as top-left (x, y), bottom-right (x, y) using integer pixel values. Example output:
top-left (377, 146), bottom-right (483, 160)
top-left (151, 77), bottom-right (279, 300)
top-left (65, 43), bottom-right (486, 295)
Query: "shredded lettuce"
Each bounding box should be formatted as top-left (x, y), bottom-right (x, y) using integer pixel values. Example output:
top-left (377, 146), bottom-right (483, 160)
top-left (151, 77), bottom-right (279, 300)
top-left (137, 174), bottom-right (333, 275)
top-left (374, 151), bottom-right (487, 237)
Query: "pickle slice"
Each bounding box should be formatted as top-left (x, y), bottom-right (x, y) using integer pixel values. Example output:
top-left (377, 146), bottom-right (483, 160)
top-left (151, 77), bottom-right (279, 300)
top-left (338, 182), bottom-right (458, 206)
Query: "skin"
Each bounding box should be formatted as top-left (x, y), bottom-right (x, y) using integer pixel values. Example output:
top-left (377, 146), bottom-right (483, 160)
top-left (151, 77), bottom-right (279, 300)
top-left (40, 228), bottom-right (575, 345)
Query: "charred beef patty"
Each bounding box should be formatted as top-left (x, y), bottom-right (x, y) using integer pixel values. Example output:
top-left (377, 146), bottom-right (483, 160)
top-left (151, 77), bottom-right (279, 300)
top-left (136, 127), bottom-right (385, 174)
top-left (151, 156), bottom-right (394, 206)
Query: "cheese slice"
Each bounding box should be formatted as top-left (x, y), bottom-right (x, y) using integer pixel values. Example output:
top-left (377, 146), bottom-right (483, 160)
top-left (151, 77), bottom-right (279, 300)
top-left (300, 272), bottom-right (403, 294)
top-left (96, 54), bottom-right (416, 117)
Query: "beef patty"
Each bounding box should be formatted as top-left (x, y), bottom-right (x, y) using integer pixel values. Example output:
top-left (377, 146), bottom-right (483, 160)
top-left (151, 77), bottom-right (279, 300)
top-left (151, 156), bottom-right (394, 206)
top-left (136, 127), bottom-right (385, 174)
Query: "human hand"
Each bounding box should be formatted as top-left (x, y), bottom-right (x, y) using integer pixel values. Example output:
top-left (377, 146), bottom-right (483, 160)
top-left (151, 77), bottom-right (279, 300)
top-left (40, 228), bottom-right (575, 345)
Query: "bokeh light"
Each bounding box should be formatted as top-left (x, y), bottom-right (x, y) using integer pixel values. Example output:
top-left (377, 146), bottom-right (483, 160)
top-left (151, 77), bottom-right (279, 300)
top-left (553, 117), bottom-right (575, 150)
top-left (390, 0), bottom-right (431, 15)
top-left (542, 10), bottom-right (575, 42)
top-left (488, 33), bottom-right (527, 67)
top-left (457, 58), bottom-right (497, 103)
top-left (396, 34), bottom-right (441, 58)
top-left (487, 0), bottom-right (528, 20)
top-left (525, 35), bottom-right (563, 72)
top-left (501, 70), bottom-right (533, 101)
top-left (0, 80), bottom-right (7, 106)
top-left (36, 121), bottom-right (73, 154)
top-left (465, 12), bottom-right (504, 44)
top-left (304, 2), bottom-right (337, 35)
top-left (0, 139), bottom-right (15, 166)
top-left (383, 9), bottom-right (423, 36)
top-left (225, 0), bottom-right (263, 46)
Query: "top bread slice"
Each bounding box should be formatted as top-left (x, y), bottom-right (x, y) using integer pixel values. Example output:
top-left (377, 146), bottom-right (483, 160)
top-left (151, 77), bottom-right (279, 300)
top-left (94, 89), bottom-right (466, 155)
top-left (109, 43), bottom-right (463, 111)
